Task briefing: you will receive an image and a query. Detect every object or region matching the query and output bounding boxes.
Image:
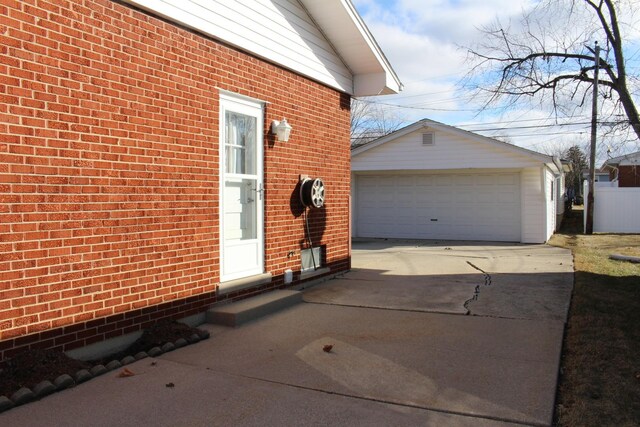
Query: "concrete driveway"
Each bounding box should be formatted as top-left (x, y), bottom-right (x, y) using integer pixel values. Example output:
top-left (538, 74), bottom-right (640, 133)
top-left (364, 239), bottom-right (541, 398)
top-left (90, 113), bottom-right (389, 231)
top-left (306, 239), bottom-right (573, 320)
top-left (0, 240), bottom-right (573, 427)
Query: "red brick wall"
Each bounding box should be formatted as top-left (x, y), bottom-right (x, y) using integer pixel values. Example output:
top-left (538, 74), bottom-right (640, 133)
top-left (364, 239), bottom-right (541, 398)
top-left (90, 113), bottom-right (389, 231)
top-left (617, 165), bottom-right (640, 187)
top-left (0, 0), bottom-right (351, 360)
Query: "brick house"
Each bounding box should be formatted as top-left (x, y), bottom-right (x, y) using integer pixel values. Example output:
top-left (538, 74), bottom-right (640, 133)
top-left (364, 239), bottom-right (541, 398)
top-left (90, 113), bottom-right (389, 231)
top-left (0, 0), bottom-right (401, 360)
top-left (602, 151), bottom-right (640, 187)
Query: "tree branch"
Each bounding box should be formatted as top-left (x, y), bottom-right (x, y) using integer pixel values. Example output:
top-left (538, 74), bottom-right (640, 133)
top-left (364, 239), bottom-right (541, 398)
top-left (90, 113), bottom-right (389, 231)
top-left (463, 0), bottom-right (640, 142)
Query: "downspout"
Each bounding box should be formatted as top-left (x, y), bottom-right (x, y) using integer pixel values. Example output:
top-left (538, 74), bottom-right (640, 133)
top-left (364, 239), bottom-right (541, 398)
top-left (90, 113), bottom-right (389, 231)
top-left (604, 150), bottom-right (619, 184)
top-left (552, 156), bottom-right (564, 178)
top-left (609, 164), bottom-right (619, 183)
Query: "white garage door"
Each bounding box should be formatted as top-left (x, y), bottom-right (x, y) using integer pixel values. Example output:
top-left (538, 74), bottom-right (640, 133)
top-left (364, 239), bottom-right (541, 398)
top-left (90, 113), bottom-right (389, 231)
top-left (356, 173), bottom-right (521, 242)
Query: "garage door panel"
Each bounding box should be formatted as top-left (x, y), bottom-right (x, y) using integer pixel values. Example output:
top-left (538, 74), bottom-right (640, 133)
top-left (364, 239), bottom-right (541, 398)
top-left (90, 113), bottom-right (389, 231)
top-left (415, 190), bottom-right (437, 204)
top-left (395, 189), bottom-right (415, 207)
top-left (476, 175), bottom-right (496, 185)
top-left (454, 175), bottom-right (474, 186)
top-left (497, 192), bottom-right (516, 203)
top-left (360, 206), bottom-right (394, 219)
top-left (359, 188), bottom-right (393, 204)
top-left (356, 173), bottom-right (521, 242)
top-left (433, 192), bottom-right (454, 205)
top-left (434, 175), bottom-right (450, 186)
top-left (415, 175), bottom-right (435, 186)
top-left (396, 176), bottom-right (414, 186)
top-left (497, 174), bottom-right (518, 185)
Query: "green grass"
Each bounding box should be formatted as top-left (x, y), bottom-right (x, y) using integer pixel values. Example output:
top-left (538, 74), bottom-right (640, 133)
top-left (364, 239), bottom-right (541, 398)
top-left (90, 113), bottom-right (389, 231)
top-left (549, 208), bottom-right (640, 426)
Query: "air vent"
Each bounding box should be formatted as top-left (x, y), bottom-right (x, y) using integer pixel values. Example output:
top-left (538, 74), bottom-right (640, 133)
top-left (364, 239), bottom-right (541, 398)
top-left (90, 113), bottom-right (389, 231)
top-left (422, 132), bottom-right (434, 146)
top-left (301, 247), bottom-right (322, 271)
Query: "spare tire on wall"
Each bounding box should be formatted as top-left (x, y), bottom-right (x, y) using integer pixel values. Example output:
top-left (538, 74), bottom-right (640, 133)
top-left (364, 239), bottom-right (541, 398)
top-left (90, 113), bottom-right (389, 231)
top-left (300, 178), bottom-right (325, 209)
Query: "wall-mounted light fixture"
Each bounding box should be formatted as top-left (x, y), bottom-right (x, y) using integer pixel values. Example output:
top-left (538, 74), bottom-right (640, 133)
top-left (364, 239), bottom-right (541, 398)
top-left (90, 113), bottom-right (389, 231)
top-left (271, 118), bottom-right (292, 142)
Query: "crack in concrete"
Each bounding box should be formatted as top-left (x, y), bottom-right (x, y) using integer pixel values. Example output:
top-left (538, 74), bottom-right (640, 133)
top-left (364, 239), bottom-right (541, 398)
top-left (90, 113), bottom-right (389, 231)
top-left (304, 300), bottom-right (465, 316)
top-left (463, 261), bottom-right (492, 315)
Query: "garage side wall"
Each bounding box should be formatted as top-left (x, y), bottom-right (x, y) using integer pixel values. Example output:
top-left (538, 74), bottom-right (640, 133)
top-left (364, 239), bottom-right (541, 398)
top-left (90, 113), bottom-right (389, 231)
top-left (520, 167), bottom-right (547, 243)
top-left (545, 167), bottom-right (557, 240)
top-left (555, 173), bottom-right (565, 230)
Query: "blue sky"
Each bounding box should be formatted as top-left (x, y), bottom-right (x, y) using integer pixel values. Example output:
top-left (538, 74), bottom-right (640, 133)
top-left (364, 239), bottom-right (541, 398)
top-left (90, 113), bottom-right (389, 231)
top-left (352, 0), bottom-right (640, 160)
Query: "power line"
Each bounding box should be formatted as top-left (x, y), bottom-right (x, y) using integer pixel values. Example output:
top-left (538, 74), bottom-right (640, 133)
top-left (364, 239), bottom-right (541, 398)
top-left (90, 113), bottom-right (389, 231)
top-left (355, 99), bottom-right (487, 112)
top-left (466, 121), bottom-right (593, 132)
top-left (484, 130), bottom-right (590, 138)
top-left (456, 115), bottom-right (591, 127)
top-left (354, 121), bottom-right (593, 136)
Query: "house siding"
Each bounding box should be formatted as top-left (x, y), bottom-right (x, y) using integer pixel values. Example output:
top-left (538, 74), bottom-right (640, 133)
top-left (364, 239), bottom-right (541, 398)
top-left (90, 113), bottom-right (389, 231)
top-left (122, 0), bottom-right (353, 94)
top-left (352, 128), bottom-right (542, 171)
top-left (0, 0), bottom-right (351, 360)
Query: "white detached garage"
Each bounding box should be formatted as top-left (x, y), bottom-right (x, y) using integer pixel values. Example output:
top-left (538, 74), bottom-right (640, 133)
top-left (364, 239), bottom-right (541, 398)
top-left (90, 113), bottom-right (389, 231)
top-left (351, 119), bottom-right (567, 244)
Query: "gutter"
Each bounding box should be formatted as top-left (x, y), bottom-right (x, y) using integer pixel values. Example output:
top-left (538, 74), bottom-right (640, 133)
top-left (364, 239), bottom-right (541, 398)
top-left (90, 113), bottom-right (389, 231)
top-left (551, 156), bottom-right (564, 177)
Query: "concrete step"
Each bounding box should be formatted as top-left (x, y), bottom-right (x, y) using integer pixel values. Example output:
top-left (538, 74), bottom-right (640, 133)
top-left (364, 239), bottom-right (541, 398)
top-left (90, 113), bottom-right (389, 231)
top-left (206, 290), bottom-right (303, 327)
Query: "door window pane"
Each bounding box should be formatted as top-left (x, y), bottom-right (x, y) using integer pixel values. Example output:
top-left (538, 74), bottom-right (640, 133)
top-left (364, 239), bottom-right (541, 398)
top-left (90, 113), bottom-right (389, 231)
top-left (225, 111), bottom-right (256, 175)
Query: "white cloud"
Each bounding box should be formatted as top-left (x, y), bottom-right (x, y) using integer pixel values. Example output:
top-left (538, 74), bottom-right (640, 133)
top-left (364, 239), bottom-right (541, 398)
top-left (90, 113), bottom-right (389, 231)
top-left (397, 0), bottom-right (536, 43)
top-left (353, 0), bottom-right (640, 155)
top-left (365, 22), bottom-right (464, 81)
top-left (357, 0), bottom-right (536, 44)
top-left (354, 0), bottom-right (539, 117)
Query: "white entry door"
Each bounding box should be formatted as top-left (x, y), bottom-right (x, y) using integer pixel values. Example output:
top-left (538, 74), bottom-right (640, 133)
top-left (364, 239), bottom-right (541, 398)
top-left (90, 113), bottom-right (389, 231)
top-left (220, 94), bottom-right (264, 283)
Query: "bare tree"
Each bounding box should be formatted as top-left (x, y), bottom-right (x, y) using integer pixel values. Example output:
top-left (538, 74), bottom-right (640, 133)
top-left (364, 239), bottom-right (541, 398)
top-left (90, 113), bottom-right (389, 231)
top-left (464, 0), bottom-right (640, 143)
top-left (535, 137), bottom-right (590, 159)
top-left (350, 99), bottom-right (405, 147)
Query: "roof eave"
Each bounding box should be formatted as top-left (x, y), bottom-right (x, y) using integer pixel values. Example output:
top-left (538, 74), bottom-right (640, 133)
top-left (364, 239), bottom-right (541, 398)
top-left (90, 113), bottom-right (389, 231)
top-left (602, 150), bottom-right (640, 168)
top-left (300, 0), bottom-right (402, 96)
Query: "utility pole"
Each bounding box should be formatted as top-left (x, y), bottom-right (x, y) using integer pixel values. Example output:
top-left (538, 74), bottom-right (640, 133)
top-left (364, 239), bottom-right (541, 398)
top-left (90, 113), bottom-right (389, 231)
top-left (585, 42), bottom-right (600, 234)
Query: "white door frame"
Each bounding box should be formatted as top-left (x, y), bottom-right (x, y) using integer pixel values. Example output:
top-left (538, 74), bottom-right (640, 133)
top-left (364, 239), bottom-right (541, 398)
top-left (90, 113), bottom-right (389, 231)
top-left (219, 92), bottom-right (265, 283)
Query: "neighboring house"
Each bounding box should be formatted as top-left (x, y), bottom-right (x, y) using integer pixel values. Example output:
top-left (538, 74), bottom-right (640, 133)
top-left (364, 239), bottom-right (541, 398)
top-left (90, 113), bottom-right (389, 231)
top-left (581, 169), bottom-right (611, 184)
top-left (351, 119), bottom-right (567, 244)
top-left (602, 150), bottom-right (640, 187)
top-left (0, 1), bottom-right (401, 360)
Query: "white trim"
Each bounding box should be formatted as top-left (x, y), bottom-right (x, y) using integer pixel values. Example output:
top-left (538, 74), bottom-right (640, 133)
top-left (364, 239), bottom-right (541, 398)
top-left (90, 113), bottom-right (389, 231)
top-left (219, 89), bottom-right (268, 106)
top-left (219, 91), bottom-right (265, 283)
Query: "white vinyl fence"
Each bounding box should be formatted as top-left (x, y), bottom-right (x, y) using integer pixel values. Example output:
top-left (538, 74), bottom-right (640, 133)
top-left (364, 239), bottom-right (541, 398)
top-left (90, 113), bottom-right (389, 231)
top-left (584, 183), bottom-right (640, 233)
